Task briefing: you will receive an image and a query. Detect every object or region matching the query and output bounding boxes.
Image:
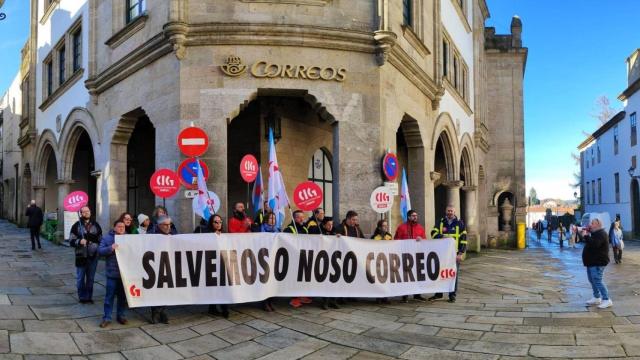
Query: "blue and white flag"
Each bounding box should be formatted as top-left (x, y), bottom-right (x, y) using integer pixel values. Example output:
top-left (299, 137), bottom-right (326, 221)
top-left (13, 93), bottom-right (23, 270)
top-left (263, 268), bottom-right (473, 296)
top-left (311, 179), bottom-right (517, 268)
top-left (195, 159), bottom-right (214, 221)
top-left (252, 165), bottom-right (264, 215)
top-left (400, 168), bottom-right (411, 223)
top-left (267, 128), bottom-right (289, 229)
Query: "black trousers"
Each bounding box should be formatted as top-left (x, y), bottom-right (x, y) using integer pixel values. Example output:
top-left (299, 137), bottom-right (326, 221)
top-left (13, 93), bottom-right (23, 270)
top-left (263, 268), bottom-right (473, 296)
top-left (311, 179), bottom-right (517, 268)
top-left (29, 226), bottom-right (41, 249)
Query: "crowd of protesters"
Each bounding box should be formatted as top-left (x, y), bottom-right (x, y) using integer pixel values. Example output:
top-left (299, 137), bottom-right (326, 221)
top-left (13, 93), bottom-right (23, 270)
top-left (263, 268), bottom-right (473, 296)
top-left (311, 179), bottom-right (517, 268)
top-left (26, 198), bottom-right (469, 328)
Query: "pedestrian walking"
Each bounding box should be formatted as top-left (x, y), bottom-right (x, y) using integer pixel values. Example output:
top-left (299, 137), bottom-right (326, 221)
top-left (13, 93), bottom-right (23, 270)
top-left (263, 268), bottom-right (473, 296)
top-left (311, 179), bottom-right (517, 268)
top-left (610, 220), bottom-right (624, 264)
top-left (228, 202), bottom-right (252, 233)
top-left (150, 216), bottom-right (174, 323)
top-left (581, 216), bottom-right (612, 309)
top-left (558, 222), bottom-right (565, 248)
top-left (25, 200), bottom-right (44, 250)
top-left (546, 221), bottom-right (553, 242)
top-left (69, 206), bottom-right (103, 304)
top-left (136, 214), bottom-right (150, 234)
top-left (569, 223), bottom-right (577, 248)
top-left (535, 220), bottom-right (543, 241)
top-left (98, 220), bottom-right (128, 328)
top-left (395, 209), bottom-right (427, 302)
top-left (430, 205), bottom-right (467, 303)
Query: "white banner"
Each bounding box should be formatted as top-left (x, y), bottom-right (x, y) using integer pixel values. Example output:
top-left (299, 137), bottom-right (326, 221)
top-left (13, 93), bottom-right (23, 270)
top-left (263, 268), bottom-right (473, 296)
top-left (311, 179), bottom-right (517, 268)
top-left (115, 233), bottom-right (458, 307)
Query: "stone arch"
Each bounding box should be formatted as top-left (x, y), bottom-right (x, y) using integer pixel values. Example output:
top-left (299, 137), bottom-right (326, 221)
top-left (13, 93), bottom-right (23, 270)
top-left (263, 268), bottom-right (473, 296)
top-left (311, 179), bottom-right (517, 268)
top-left (59, 107), bottom-right (101, 180)
top-left (431, 112), bottom-right (459, 181)
top-left (395, 114), bottom-right (425, 226)
top-left (33, 130), bottom-right (60, 187)
top-left (459, 133), bottom-right (475, 187)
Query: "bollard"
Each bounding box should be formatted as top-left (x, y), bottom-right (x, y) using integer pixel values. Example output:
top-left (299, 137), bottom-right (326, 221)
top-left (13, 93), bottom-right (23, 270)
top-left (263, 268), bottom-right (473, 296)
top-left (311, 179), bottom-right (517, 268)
top-left (517, 222), bottom-right (526, 249)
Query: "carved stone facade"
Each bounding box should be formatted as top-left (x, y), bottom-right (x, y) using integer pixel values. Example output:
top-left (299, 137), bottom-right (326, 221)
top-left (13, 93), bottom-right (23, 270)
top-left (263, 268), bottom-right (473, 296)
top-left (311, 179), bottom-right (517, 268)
top-left (13, 0), bottom-right (526, 249)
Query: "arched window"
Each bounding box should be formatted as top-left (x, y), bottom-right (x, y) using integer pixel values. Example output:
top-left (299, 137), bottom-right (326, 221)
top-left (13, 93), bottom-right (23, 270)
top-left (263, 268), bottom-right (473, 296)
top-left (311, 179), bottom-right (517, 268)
top-left (308, 149), bottom-right (333, 217)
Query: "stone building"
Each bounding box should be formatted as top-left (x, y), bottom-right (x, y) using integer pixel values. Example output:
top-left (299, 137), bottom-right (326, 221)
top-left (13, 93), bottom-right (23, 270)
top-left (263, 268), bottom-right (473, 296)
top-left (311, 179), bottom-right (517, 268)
top-left (14, 0), bottom-right (526, 248)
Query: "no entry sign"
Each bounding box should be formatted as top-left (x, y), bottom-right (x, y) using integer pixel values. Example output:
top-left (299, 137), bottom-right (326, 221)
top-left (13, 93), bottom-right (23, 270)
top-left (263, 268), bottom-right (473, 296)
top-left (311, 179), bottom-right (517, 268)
top-left (370, 186), bottom-right (394, 214)
top-left (150, 169), bottom-right (181, 198)
top-left (177, 127), bottom-right (209, 157)
top-left (240, 154), bottom-right (259, 183)
top-left (382, 152), bottom-right (399, 182)
top-left (293, 181), bottom-right (323, 211)
top-left (63, 191), bottom-right (89, 212)
top-left (177, 158), bottom-right (210, 189)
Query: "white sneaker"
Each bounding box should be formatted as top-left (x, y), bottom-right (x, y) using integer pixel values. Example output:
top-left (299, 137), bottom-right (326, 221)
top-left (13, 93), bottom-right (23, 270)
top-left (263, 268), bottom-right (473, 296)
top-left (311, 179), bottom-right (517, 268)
top-left (597, 299), bottom-right (612, 309)
top-left (586, 297), bottom-right (602, 305)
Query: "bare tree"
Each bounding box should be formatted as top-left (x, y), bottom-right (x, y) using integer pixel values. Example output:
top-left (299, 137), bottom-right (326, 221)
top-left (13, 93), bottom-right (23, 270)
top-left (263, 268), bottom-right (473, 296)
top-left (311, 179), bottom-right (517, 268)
top-left (590, 95), bottom-right (618, 125)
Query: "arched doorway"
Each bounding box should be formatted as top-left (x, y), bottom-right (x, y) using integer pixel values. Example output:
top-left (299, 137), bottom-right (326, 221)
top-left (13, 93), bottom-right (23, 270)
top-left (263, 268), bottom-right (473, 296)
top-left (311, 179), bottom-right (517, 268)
top-left (632, 179), bottom-right (640, 237)
top-left (308, 148), bottom-right (333, 217)
top-left (127, 116), bottom-right (156, 217)
top-left (69, 130), bottom-right (97, 215)
top-left (459, 147), bottom-right (473, 224)
top-left (395, 116), bottom-right (425, 227)
top-left (43, 145), bottom-right (59, 215)
top-left (433, 134), bottom-right (454, 223)
top-left (227, 94), bottom-right (333, 222)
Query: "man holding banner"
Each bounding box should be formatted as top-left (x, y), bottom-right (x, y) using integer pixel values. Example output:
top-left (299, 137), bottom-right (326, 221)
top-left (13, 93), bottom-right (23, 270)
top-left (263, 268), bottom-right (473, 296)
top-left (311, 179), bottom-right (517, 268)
top-left (229, 202), bottom-right (252, 233)
top-left (394, 209), bottom-right (427, 302)
top-left (430, 205), bottom-right (467, 303)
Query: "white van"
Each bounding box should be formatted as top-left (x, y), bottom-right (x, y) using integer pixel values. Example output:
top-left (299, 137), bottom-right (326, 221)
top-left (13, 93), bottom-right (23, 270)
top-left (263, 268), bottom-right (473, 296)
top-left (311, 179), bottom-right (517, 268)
top-left (580, 212), bottom-right (611, 232)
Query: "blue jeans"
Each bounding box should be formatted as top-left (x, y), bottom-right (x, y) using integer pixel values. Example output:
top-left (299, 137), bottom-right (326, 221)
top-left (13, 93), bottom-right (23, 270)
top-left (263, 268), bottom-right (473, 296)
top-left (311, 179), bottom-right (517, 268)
top-left (586, 266), bottom-right (609, 300)
top-left (76, 257), bottom-right (98, 301)
top-left (104, 277), bottom-right (127, 321)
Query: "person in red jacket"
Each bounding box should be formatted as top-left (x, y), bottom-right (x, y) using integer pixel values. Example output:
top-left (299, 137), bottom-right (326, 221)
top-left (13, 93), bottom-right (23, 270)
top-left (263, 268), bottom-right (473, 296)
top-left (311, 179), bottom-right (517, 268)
top-left (394, 209), bottom-right (427, 241)
top-left (394, 209), bottom-right (427, 302)
top-left (228, 202), bottom-right (252, 233)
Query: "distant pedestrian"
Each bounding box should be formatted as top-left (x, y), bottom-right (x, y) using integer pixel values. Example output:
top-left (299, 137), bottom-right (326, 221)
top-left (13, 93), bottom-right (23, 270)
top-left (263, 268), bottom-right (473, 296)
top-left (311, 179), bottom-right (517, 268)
top-left (610, 220), bottom-right (624, 264)
top-left (98, 220), bottom-right (128, 328)
top-left (581, 217), bottom-right (612, 309)
top-left (558, 223), bottom-right (565, 248)
top-left (69, 206), bottom-right (103, 304)
top-left (25, 200), bottom-right (44, 250)
top-left (546, 221), bottom-right (552, 242)
top-left (535, 220), bottom-right (543, 241)
top-left (569, 223), bottom-right (577, 248)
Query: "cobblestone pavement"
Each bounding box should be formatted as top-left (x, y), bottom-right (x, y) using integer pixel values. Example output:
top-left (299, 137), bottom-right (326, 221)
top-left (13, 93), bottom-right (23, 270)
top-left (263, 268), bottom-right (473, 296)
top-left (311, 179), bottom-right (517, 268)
top-left (0, 220), bottom-right (639, 359)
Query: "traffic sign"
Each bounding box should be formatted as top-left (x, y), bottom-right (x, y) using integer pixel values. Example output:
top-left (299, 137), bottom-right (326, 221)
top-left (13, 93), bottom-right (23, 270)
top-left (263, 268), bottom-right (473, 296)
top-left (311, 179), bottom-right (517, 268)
top-left (185, 190), bottom-right (198, 198)
top-left (177, 127), bottom-right (209, 157)
top-left (150, 169), bottom-right (181, 198)
top-left (382, 152), bottom-right (399, 181)
top-left (370, 186), bottom-right (394, 213)
top-left (384, 181), bottom-right (399, 196)
top-left (177, 158), bottom-right (210, 189)
top-left (63, 191), bottom-right (89, 212)
top-left (293, 181), bottom-right (323, 211)
top-left (240, 154), bottom-right (259, 183)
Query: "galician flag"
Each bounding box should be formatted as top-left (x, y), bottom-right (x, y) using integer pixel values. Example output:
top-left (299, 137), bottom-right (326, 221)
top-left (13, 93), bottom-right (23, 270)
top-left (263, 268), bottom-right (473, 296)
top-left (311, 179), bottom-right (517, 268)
top-left (195, 159), bottom-right (214, 221)
top-left (252, 164), bottom-right (264, 215)
top-left (400, 168), bottom-right (411, 223)
top-left (267, 128), bottom-right (289, 229)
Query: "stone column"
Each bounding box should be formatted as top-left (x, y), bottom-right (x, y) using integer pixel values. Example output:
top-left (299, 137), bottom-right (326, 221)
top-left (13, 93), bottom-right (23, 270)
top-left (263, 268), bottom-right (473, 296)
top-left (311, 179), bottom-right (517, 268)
top-left (462, 185), bottom-right (479, 252)
top-left (445, 180), bottom-right (464, 214)
top-left (56, 179), bottom-right (74, 241)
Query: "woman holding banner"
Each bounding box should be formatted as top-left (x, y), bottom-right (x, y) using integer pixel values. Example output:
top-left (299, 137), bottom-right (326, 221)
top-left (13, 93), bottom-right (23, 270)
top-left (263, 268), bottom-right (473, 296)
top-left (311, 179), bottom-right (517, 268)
top-left (258, 212), bottom-right (277, 311)
top-left (371, 220), bottom-right (393, 240)
top-left (207, 214), bottom-right (231, 318)
top-left (117, 212), bottom-right (138, 234)
top-left (98, 220), bottom-right (128, 328)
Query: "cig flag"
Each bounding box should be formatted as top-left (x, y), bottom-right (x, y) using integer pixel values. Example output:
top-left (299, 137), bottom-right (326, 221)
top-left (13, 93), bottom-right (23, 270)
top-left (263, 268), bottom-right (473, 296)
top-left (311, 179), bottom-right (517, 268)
top-left (252, 165), bottom-right (264, 214)
top-left (195, 159), bottom-right (213, 220)
top-left (400, 168), bottom-right (411, 222)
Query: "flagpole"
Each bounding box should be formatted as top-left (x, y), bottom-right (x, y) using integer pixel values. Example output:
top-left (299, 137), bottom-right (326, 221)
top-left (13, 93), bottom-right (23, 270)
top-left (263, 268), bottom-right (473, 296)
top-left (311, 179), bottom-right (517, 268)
top-left (196, 156), bottom-right (215, 216)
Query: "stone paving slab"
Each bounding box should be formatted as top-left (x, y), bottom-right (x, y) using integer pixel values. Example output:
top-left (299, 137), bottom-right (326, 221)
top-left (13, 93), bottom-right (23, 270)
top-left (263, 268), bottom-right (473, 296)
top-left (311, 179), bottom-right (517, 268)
top-left (301, 344), bottom-right (358, 360)
top-left (71, 329), bottom-right (160, 354)
top-left (167, 334), bottom-right (229, 358)
top-left (399, 345), bottom-right (500, 360)
top-left (529, 345), bottom-right (627, 358)
top-left (254, 338), bottom-right (328, 360)
top-left (120, 345), bottom-right (182, 360)
top-left (208, 341), bottom-right (275, 360)
top-left (214, 324), bottom-right (265, 344)
top-left (454, 340), bottom-right (530, 356)
top-left (317, 329), bottom-right (411, 357)
top-left (10, 332), bottom-right (81, 355)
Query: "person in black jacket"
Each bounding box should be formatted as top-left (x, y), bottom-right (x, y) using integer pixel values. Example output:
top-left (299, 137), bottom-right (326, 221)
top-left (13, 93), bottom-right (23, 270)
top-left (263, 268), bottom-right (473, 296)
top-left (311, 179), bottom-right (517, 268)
top-left (335, 210), bottom-right (365, 238)
top-left (305, 207), bottom-right (325, 234)
top-left (69, 206), bottom-right (103, 304)
top-left (581, 217), bottom-right (612, 309)
top-left (25, 200), bottom-right (44, 250)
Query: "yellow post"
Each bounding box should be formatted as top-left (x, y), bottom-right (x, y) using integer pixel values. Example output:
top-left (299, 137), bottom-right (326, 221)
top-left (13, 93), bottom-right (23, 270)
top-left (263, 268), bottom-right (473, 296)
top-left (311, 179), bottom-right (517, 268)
top-left (517, 222), bottom-right (526, 249)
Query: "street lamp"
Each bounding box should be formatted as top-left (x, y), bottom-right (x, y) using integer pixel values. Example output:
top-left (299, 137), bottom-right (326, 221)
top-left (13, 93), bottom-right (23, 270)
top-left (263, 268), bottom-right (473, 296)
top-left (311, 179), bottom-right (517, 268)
top-left (628, 166), bottom-right (640, 179)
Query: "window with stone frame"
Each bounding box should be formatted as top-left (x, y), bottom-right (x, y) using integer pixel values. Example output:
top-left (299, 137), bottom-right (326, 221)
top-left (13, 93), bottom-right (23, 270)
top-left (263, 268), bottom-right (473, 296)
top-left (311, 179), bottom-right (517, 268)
top-left (57, 43), bottom-right (66, 86)
top-left (308, 148), bottom-right (333, 217)
top-left (597, 178), bottom-right (601, 204)
top-left (453, 54), bottom-right (459, 89)
top-left (614, 125), bottom-right (619, 155)
top-left (596, 139), bottom-right (601, 163)
top-left (126, 0), bottom-right (146, 24)
top-left (403, 0), bottom-right (413, 28)
top-left (614, 173), bottom-right (620, 203)
top-left (72, 27), bottom-right (82, 73)
top-left (591, 181), bottom-right (595, 205)
top-left (442, 39), bottom-right (449, 78)
top-left (631, 112), bottom-right (637, 147)
top-left (21, 76), bottom-right (29, 121)
top-left (43, 56), bottom-right (53, 99)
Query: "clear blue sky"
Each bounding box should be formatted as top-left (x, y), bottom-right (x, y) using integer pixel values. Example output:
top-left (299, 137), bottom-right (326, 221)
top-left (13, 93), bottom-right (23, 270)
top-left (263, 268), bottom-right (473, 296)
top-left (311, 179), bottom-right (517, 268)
top-left (1, 1), bottom-right (637, 201)
top-left (486, 0), bottom-right (638, 200)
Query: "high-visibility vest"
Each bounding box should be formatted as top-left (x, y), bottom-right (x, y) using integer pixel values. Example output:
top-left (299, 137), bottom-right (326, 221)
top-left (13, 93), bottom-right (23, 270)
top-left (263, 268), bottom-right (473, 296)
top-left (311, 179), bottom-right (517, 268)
top-left (432, 218), bottom-right (467, 249)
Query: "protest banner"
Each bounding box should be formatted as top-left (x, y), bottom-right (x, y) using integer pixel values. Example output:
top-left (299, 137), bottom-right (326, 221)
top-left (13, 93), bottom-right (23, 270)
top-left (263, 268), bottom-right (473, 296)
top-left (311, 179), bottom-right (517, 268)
top-left (116, 233), bottom-right (457, 307)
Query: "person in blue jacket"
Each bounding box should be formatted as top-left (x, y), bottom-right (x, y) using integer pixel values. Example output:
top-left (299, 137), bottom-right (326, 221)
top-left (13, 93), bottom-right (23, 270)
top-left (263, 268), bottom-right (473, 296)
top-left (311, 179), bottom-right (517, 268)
top-left (98, 220), bottom-right (128, 328)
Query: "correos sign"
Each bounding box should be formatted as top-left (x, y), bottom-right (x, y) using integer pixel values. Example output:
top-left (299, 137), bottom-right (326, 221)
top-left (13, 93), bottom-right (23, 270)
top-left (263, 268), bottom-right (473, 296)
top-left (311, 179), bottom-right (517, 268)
top-left (221, 55), bottom-right (347, 82)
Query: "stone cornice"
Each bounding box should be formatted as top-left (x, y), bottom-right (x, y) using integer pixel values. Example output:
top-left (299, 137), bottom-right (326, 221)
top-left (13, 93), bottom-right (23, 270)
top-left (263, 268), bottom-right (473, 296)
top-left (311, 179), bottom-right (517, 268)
top-left (443, 79), bottom-right (472, 115)
top-left (387, 45), bottom-right (441, 102)
top-left (186, 23), bottom-right (375, 53)
top-left (39, 0), bottom-right (60, 25)
top-left (401, 25), bottom-right (431, 58)
top-left (240, 0), bottom-right (331, 5)
top-left (105, 13), bottom-right (148, 49)
top-left (619, 77), bottom-right (640, 101)
top-left (85, 33), bottom-right (173, 96)
top-left (450, 0), bottom-right (471, 34)
top-left (39, 68), bottom-right (84, 111)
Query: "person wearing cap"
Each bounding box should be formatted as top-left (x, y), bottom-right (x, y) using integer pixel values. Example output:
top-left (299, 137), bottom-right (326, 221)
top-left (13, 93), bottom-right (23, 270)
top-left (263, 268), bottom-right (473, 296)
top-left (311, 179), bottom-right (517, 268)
top-left (137, 214), bottom-right (150, 234)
